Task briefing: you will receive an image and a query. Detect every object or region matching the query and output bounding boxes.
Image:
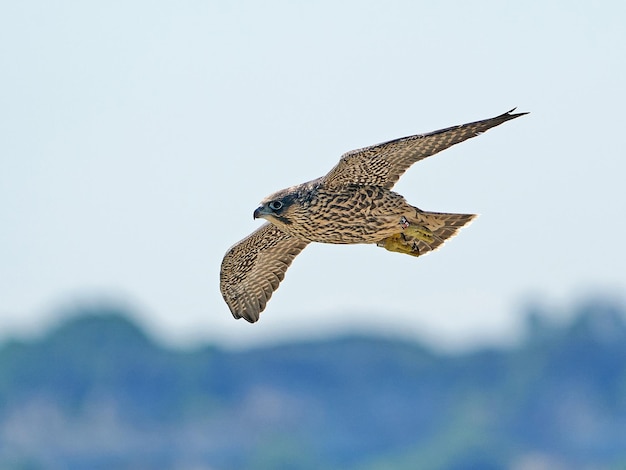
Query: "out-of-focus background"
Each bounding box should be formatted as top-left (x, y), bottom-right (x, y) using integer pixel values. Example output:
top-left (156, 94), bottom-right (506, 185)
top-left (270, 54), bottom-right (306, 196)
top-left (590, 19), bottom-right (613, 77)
top-left (1, 1), bottom-right (625, 468)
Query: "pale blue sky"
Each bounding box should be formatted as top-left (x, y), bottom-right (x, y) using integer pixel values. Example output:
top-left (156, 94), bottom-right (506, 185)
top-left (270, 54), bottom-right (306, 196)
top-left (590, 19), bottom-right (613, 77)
top-left (1, 1), bottom-right (625, 349)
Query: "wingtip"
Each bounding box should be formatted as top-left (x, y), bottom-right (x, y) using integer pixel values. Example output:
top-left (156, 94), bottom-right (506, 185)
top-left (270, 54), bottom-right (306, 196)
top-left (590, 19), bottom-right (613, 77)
top-left (242, 314), bottom-right (259, 324)
top-left (231, 309), bottom-right (260, 323)
top-left (225, 298), bottom-right (261, 323)
top-left (506, 107), bottom-right (529, 117)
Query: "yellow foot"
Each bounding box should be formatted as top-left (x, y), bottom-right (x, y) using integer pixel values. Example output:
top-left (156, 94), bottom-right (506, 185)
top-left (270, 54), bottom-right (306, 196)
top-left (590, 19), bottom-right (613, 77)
top-left (404, 224), bottom-right (434, 244)
top-left (377, 233), bottom-right (421, 257)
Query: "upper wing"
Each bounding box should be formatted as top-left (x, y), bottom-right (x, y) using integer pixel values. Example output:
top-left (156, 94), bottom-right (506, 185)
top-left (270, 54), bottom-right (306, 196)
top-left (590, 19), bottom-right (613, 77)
top-left (322, 108), bottom-right (527, 189)
top-left (220, 223), bottom-right (309, 323)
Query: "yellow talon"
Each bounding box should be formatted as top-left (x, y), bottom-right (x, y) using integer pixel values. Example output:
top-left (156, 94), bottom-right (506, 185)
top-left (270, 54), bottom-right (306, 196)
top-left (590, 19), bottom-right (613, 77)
top-left (377, 233), bottom-right (421, 257)
top-left (404, 225), bottom-right (434, 244)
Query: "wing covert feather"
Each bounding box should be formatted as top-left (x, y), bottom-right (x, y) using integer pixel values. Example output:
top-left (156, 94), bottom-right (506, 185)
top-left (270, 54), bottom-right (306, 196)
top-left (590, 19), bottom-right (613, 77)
top-left (322, 109), bottom-right (527, 189)
top-left (220, 223), bottom-right (309, 323)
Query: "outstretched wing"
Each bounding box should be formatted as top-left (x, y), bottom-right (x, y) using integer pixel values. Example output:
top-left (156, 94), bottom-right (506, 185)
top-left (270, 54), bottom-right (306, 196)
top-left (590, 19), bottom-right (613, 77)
top-left (322, 108), bottom-right (527, 189)
top-left (220, 223), bottom-right (309, 323)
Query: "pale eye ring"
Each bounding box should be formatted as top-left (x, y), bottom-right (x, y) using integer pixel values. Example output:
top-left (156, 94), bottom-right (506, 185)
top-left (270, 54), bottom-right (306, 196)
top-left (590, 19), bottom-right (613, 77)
top-left (269, 200), bottom-right (283, 211)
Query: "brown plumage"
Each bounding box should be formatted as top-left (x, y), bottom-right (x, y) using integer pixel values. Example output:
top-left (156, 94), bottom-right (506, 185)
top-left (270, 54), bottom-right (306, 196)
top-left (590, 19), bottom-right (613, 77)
top-left (220, 109), bottom-right (527, 322)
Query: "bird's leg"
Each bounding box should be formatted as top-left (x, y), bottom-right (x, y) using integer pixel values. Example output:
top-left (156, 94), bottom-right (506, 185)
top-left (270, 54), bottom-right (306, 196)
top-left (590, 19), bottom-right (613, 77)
top-left (399, 216), bottom-right (434, 244)
top-left (376, 217), bottom-right (436, 257)
top-left (376, 233), bottom-right (421, 257)
top-left (404, 225), bottom-right (434, 244)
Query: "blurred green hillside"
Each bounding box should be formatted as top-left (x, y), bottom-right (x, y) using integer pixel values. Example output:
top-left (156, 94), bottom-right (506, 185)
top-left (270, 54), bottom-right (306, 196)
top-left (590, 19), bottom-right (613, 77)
top-left (1, 300), bottom-right (625, 469)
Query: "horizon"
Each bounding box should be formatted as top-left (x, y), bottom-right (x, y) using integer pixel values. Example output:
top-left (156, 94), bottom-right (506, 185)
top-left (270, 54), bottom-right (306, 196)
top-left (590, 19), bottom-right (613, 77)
top-left (2, 294), bottom-right (624, 355)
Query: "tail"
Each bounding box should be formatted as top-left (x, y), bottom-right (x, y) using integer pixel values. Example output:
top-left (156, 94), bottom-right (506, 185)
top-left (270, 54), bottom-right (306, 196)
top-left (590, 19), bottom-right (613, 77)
top-left (378, 210), bottom-right (477, 257)
top-left (414, 210), bottom-right (477, 253)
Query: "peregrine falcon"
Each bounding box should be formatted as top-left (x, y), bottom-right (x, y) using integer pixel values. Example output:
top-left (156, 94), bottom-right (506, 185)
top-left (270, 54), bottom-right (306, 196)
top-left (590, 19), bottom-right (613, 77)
top-left (220, 109), bottom-right (527, 322)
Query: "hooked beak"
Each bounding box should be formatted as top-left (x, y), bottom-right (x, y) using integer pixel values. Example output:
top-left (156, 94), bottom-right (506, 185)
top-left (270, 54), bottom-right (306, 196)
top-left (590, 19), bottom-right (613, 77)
top-left (253, 205), bottom-right (268, 220)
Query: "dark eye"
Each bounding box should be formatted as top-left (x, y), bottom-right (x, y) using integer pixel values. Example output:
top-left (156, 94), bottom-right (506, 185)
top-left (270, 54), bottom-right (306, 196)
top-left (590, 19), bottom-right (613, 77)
top-left (268, 200), bottom-right (283, 211)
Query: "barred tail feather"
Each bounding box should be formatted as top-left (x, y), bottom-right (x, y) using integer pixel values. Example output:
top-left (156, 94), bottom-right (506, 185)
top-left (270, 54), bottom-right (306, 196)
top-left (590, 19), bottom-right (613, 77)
top-left (377, 210), bottom-right (476, 257)
top-left (416, 210), bottom-right (477, 254)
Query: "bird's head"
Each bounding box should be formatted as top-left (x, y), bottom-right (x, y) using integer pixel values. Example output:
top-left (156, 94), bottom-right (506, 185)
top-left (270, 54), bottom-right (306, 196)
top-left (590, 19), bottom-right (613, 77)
top-left (253, 186), bottom-right (300, 227)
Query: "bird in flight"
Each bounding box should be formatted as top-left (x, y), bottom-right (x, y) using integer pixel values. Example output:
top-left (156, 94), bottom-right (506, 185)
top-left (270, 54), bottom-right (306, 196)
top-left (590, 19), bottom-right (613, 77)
top-left (220, 109), bottom-right (527, 322)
